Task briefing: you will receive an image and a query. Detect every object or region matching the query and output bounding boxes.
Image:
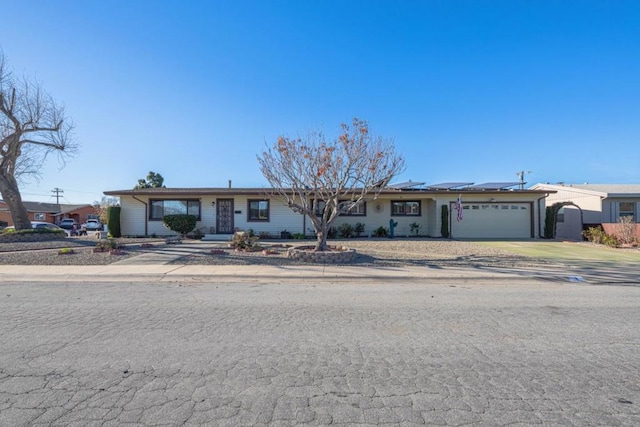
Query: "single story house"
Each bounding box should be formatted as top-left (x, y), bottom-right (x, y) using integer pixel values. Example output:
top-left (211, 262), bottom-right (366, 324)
top-left (530, 183), bottom-right (640, 240)
top-left (104, 181), bottom-right (552, 239)
top-left (0, 200), bottom-right (97, 228)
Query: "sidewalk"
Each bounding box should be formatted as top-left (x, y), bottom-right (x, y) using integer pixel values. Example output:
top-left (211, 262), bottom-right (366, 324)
top-left (0, 263), bottom-right (547, 284)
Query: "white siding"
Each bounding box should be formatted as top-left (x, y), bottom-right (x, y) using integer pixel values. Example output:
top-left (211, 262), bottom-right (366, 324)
top-left (226, 196), bottom-right (304, 237)
top-left (119, 196), bottom-right (146, 236)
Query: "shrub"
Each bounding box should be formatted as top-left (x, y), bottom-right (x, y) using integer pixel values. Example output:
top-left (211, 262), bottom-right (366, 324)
top-left (373, 226), bottom-right (388, 237)
top-left (354, 222), bottom-right (365, 237)
top-left (231, 231), bottom-right (259, 251)
top-left (544, 206), bottom-right (555, 238)
top-left (410, 222), bottom-right (421, 236)
top-left (163, 214), bottom-right (197, 236)
top-left (338, 223), bottom-right (354, 238)
top-left (95, 239), bottom-right (120, 252)
top-left (292, 233), bottom-right (306, 239)
top-left (4, 228), bottom-right (64, 236)
top-left (327, 227), bottom-right (338, 239)
top-left (107, 206), bottom-right (121, 238)
top-left (616, 216), bottom-right (637, 245)
top-left (603, 234), bottom-right (619, 247)
top-left (188, 227), bottom-right (205, 239)
top-left (441, 205), bottom-right (449, 238)
top-left (582, 226), bottom-right (605, 244)
top-left (258, 231), bottom-right (271, 239)
top-left (280, 230), bottom-right (292, 239)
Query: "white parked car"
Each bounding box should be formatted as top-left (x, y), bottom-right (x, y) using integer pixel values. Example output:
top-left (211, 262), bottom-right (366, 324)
top-left (83, 219), bottom-right (102, 231)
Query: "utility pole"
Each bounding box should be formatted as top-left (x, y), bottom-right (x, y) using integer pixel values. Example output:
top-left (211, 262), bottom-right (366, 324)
top-left (51, 188), bottom-right (64, 205)
top-left (516, 171), bottom-right (532, 190)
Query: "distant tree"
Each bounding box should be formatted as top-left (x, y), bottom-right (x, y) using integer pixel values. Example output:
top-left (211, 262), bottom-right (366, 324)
top-left (0, 50), bottom-right (75, 230)
top-left (93, 196), bottom-right (119, 224)
top-left (258, 117), bottom-right (405, 251)
top-left (134, 171), bottom-right (165, 189)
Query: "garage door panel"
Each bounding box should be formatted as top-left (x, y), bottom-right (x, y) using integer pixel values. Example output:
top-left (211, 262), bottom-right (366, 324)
top-left (451, 203), bottom-right (531, 238)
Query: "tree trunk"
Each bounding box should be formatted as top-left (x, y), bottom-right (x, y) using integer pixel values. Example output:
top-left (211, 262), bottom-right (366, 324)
top-left (314, 228), bottom-right (329, 251)
top-left (0, 173), bottom-right (31, 230)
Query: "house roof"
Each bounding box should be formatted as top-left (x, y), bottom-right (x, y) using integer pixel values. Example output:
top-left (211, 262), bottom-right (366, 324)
top-left (531, 183), bottom-right (640, 198)
top-left (0, 200), bottom-right (92, 214)
top-left (104, 185), bottom-right (552, 197)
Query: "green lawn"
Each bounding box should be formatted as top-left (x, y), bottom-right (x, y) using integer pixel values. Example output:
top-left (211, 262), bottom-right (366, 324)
top-left (476, 240), bottom-right (640, 263)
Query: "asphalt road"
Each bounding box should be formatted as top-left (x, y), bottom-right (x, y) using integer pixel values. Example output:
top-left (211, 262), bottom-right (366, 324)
top-left (1, 279), bottom-right (640, 426)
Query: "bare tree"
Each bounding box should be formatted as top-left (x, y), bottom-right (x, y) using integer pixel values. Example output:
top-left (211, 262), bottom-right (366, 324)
top-left (616, 216), bottom-right (637, 246)
top-left (92, 196), bottom-right (119, 225)
top-left (0, 50), bottom-right (75, 230)
top-left (258, 118), bottom-right (405, 251)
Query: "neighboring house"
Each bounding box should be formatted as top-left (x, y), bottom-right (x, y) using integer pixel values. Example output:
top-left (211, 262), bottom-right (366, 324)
top-left (0, 200), bottom-right (97, 228)
top-left (104, 182), bottom-right (551, 239)
top-left (55, 204), bottom-right (98, 226)
top-left (531, 183), bottom-right (640, 240)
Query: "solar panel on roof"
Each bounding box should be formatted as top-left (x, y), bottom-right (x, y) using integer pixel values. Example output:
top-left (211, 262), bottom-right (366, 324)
top-left (467, 182), bottom-right (521, 190)
top-left (387, 181), bottom-right (425, 189)
top-left (425, 182), bottom-right (474, 190)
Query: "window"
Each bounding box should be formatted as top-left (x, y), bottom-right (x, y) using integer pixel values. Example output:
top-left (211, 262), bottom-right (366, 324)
top-left (34, 213), bottom-right (46, 220)
top-left (248, 200), bottom-right (270, 221)
top-left (314, 200), bottom-right (367, 216)
top-left (149, 199), bottom-right (201, 220)
top-left (391, 200), bottom-right (420, 216)
top-left (620, 202), bottom-right (636, 220)
top-left (339, 201), bottom-right (366, 216)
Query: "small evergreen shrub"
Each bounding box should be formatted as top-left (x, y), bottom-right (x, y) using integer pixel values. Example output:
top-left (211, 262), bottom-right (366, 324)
top-left (354, 222), bottom-right (365, 237)
top-left (338, 223), bottom-right (354, 238)
top-left (162, 214), bottom-right (197, 236)
top-left (107, 206), bottom-right (121, 238)
top-left (327, 227), bottom-right (338, 239)
top-left (441, 205), bottom-right (450, 238)
top-left (544, 206), bottom-right (555, 238)
top-left (373, 226), bottom-right (388, 237)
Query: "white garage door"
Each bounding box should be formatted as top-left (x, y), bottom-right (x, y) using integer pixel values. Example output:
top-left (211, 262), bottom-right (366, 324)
top-left (451, 203), bottom-right (532, 238)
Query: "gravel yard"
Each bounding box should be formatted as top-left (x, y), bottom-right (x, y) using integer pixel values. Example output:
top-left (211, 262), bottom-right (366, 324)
top-left (0, 236), bottom-right (165, 266)
top-left (0, 236), bottom-right (553, 268)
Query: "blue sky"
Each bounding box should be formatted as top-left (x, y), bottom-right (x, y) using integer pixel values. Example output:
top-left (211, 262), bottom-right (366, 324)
top-left (2, 1), bottom-right (639, 204)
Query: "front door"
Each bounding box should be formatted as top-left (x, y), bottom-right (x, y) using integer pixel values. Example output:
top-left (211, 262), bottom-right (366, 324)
top-left (216, 199), bottom-right (234, 234)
